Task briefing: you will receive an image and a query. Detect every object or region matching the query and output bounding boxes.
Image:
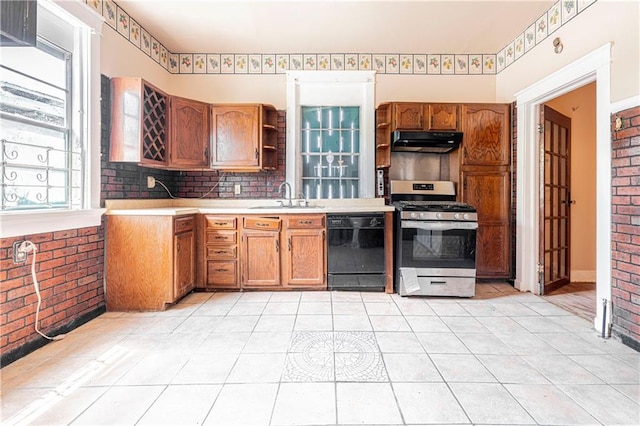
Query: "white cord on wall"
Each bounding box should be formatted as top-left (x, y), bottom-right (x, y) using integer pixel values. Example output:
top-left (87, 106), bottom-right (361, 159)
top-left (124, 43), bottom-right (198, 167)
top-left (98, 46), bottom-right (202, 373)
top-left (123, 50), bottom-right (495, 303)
top-left (19, 241), bottom-right (66, 341)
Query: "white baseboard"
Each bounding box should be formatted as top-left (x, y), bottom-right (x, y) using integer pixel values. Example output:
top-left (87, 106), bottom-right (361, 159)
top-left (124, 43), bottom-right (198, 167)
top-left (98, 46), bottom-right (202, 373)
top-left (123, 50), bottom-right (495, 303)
top-left (572, 270), bottom-right (596, 282)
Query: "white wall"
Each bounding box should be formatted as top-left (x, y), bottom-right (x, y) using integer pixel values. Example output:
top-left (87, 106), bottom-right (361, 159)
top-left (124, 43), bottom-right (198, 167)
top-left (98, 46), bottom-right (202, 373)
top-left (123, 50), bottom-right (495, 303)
top-left (496, 1), bottom-right (640, 103)
top-left (100, 27), bottom-right (171, 90)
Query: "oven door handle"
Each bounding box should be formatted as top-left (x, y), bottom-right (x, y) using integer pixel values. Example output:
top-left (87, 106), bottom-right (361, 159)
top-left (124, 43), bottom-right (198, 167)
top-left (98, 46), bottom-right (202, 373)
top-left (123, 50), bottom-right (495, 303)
top-left (401, 220), bottom-right (479, 231)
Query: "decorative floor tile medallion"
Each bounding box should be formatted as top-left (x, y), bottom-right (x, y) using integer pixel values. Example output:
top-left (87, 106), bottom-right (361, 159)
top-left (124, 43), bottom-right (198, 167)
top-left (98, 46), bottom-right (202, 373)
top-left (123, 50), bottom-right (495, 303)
top-left (283, 331), bottom-right (387, 382)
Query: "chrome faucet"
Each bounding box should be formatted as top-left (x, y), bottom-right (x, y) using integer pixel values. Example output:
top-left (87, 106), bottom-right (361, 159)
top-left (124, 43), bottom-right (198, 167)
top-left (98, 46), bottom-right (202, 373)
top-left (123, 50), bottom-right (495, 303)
top-left (278, 181), bottom-right (293, 207)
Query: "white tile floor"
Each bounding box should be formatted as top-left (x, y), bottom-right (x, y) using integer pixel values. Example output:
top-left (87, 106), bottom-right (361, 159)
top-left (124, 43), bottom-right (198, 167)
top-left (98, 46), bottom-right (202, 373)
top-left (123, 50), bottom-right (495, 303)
top-left (1, 283), bottom-right (639, 425)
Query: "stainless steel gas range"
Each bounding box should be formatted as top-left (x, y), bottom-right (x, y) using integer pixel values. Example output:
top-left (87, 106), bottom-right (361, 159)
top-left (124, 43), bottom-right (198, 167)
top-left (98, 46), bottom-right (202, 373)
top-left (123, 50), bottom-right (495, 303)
top-left (391, 180), bottom-right (478, 297)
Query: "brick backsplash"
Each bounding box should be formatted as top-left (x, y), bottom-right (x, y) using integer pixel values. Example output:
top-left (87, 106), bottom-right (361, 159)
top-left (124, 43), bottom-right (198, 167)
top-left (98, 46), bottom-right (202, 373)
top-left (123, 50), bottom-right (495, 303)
top-left (610, 105), bottom-right (640, 350)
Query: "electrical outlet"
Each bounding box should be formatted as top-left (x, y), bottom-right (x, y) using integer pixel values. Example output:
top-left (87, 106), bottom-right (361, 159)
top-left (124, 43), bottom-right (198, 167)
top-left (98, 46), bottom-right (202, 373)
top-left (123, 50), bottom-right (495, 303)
top-left (12, 241), bottom-right (27, 264)
top-left (234, 184), bottom-right (241, 195)
top-left (147, 176), bottom-right (156, 189)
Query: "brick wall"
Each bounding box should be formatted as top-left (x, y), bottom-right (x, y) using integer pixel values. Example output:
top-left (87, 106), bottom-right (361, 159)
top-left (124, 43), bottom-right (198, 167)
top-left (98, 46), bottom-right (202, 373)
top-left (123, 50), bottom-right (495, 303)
top-left (0, 227), bottom-right (105, 365)
top-left (610, 105), bottom-right (640, 350)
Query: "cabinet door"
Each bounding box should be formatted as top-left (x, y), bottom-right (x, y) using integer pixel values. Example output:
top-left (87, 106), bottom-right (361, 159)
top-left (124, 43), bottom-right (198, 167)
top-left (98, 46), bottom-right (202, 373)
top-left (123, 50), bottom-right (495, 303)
top-left (283, 228), bottom-right (326, 287)
top-left (211, 106), bottom-right (259, 168)
top-left (110, 78), bottom-right (169, 167)
top-left (461, 170), bottom-right (510, 278)
top-left (241, 229), bottom-right (281, 287)
top-left (427, 104), bottom-right (458, 130)
top-left (174, 230), bottom-right (195, 299)
top-left (393, 103), bottom-right (424, 130)
top-left (461, 104), bottom-right (510, 166)
top-left (170, 97), bottom-right (209, 167)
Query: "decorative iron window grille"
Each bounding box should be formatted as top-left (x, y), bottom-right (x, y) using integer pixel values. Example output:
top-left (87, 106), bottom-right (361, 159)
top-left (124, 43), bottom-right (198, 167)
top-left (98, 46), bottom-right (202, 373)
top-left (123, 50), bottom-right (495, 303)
top-left (0, 40), bottom-right (81, 211)
top-left (301, 106), bottom-right (360, 199)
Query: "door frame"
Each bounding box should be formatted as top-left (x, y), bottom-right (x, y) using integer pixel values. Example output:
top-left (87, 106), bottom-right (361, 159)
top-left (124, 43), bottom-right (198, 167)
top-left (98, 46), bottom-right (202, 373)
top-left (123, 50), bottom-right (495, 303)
top-left (514, 43), bottom-right (611, 335)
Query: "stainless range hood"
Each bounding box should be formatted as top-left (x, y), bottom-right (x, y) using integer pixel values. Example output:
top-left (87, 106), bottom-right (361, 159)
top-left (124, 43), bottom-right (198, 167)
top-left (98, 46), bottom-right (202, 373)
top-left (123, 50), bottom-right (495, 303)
top-left (391, 130), bottom-right (463, 153)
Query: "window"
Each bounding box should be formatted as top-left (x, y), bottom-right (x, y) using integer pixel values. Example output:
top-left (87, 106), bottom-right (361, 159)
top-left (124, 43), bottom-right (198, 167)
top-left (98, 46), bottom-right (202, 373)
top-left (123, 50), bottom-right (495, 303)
top-left (300, 106), bottom-right (360, 198)
top-left (1, 41), bottom-right (78, 210)
top-left (286, 71), bottom-right (375, 198)
top-left (0, 0), bottom-right (103, 238)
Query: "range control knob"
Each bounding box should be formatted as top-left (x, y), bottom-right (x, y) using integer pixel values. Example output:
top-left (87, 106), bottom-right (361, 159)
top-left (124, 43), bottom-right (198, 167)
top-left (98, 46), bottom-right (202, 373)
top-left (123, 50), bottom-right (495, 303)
top-left (454, 213), bottom-right (462, 220)
top-left (420, 212), bottom-right (427, 219)
top-left (463, 213), bottom-right (471, 220)
top-left (410, 212), bottom-right (418, 219)
top-left (436, 212), bottom-right (443, 219)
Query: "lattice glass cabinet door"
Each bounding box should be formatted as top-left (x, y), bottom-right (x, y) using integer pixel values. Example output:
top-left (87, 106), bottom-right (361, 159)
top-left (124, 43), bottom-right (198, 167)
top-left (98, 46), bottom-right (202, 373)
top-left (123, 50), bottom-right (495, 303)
top-left (300, 106), bottom-right (360, 199)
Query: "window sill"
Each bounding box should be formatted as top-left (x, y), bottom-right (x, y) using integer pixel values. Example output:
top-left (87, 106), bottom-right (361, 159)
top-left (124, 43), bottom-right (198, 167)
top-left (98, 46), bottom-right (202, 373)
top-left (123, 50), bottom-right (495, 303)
top-left (0, 208), bottom-right (106, 238)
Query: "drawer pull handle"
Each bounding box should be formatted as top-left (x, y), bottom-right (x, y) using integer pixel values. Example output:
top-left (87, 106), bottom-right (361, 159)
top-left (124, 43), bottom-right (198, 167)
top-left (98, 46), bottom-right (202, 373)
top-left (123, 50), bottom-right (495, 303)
top-left (298, 220), bottom-right (312, 225)
top-left (214, 222), bottom-right (227, 226)
top-left (214, 250), bottom-right (228, 254)
top-left (214, 236), bottom-right (227, 240)
top-left (431, 281), bottom-right (447, 285)
top-left (256, 222), bottom-right (270, 227)
top-left (214, 268), bottom-right (229, 272)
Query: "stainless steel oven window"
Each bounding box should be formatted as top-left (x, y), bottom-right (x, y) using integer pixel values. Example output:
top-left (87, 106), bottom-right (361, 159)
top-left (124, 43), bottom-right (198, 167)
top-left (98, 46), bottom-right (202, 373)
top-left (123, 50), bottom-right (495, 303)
top-left (399, 221), bottom-right (477, 270)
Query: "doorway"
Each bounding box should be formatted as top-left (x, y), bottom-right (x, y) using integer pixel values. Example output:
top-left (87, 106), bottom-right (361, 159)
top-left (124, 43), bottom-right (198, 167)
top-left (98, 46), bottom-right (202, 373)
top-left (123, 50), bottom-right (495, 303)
top-left (540, 85), bottom-right (597, 321)
top-left (515, 43), bottom-right (611, 335)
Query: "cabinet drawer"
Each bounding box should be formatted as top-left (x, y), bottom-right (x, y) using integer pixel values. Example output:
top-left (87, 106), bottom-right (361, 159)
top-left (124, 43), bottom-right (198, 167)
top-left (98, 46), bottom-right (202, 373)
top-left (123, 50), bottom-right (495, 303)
top-left (244, 217), bottom-right (281, 231)
top-left (207, 245), bottom-right (237, 259)
top-left (284, 215), bottom-right (325, 229)
top-left (207, 261), bottom-right (237, 285)
top-left (207, 230), bottom-right (237, 244)
top-left (206, 216), bottom-right (237, 229)
top-left (174, 216), bottom-right (194, 233)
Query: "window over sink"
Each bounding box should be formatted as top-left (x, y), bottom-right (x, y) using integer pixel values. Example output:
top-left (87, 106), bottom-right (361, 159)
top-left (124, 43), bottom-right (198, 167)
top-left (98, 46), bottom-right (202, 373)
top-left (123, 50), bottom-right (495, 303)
top-left (286, 71), bottom-right (375, 199)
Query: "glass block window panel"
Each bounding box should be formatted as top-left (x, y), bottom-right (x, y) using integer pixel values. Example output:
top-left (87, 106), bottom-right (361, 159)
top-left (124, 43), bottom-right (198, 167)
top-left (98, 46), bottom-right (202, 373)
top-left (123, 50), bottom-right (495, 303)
top-left (301, 106), bottom-right (360, 199)
top-left (0, 41), bottom-right (80, 211)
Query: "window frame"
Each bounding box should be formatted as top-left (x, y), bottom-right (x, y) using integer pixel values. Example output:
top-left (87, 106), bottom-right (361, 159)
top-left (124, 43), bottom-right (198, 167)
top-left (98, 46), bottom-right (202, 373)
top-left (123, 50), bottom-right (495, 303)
top-left (285, 71), bottom-right (376, 198)
top-left (0, 0), bottom-right (104, 238)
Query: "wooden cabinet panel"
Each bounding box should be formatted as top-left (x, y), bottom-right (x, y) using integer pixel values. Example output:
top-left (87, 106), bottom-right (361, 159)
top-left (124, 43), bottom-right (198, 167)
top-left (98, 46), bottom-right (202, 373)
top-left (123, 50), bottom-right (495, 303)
top-left (474, 223), bottom-right (511, 277)
top-left (202, 215), bottom-right (239, 290)
top-left (393, 103), bottom-right (424, 129)
top-left (211, 105), bottom-right (259, 168)
top-left (283, 228), bottom-right (325, 287)
top-left (461, 104), bottom-right (510, 166)
top-left (283, 215), bottom-right (325, 229)
top-left (427, 104), bottom-right (458, 130)
top-left (241, 228), bottom-right (281, 287)
top-left (206, 260), bottom-right (238, 288)
top-left (462, 170), bottom-right (510, 222)
top-left (110, 78), bottom-right (169, 167)
top-left (244, 216), bottom-right (281, 231)
top-left (105, 214), bottom-right (195, 311)
top-left (170, 96), bottom-right (209, 168)
top-left (174, 230), bottom-right (195, 300)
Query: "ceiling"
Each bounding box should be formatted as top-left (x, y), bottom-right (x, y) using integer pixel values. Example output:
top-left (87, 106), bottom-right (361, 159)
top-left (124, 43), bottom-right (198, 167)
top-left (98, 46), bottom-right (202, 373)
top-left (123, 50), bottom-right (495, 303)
top-left (115, 0), bottom-right (556, 54)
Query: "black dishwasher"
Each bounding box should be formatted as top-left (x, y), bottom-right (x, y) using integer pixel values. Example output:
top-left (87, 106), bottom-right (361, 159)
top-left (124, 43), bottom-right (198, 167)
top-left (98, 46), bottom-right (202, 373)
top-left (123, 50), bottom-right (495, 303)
top-left (327, 213), bottom-right (386, 292)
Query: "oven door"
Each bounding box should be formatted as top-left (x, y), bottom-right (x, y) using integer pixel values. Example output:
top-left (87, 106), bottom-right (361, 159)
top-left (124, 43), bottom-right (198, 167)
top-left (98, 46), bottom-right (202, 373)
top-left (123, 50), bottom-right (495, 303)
top-left (398, 220), bottom-right (477, 271)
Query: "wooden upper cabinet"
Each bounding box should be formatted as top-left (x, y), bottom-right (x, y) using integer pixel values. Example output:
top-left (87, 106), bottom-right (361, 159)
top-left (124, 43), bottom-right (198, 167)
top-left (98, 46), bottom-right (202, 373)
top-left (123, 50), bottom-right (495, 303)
top-left (427, 104), bottom-right (459, 130)
top-left (393, 103), bottom-right (424, 129)
top-left (210, 105), bottom-right (260, 169)
top-left (110, 78), bottom-right (169, 167)
top-left (461, 104), bottom-right (510, 166)
top-left (170, 96), bottom-right (209, 168)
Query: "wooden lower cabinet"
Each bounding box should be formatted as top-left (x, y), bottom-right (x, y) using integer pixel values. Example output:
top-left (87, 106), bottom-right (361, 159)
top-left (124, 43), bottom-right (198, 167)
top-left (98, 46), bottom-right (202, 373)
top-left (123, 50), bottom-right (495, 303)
top-left (240, 214), bottom-right (326, 290)
top-left (282, 216), bottom-right (326, 288)
top-left (202, 215), bottom-right (239, 290)
top-left (105, 214), bottom-right (195, 311)
top-left (461, 168), bottom-right (511, 278)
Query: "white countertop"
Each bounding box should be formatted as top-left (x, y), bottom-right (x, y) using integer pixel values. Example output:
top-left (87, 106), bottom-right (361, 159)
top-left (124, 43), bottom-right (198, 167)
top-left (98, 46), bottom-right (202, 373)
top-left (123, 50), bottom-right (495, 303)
top-left (105, 198), bottom-right (395, 216)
